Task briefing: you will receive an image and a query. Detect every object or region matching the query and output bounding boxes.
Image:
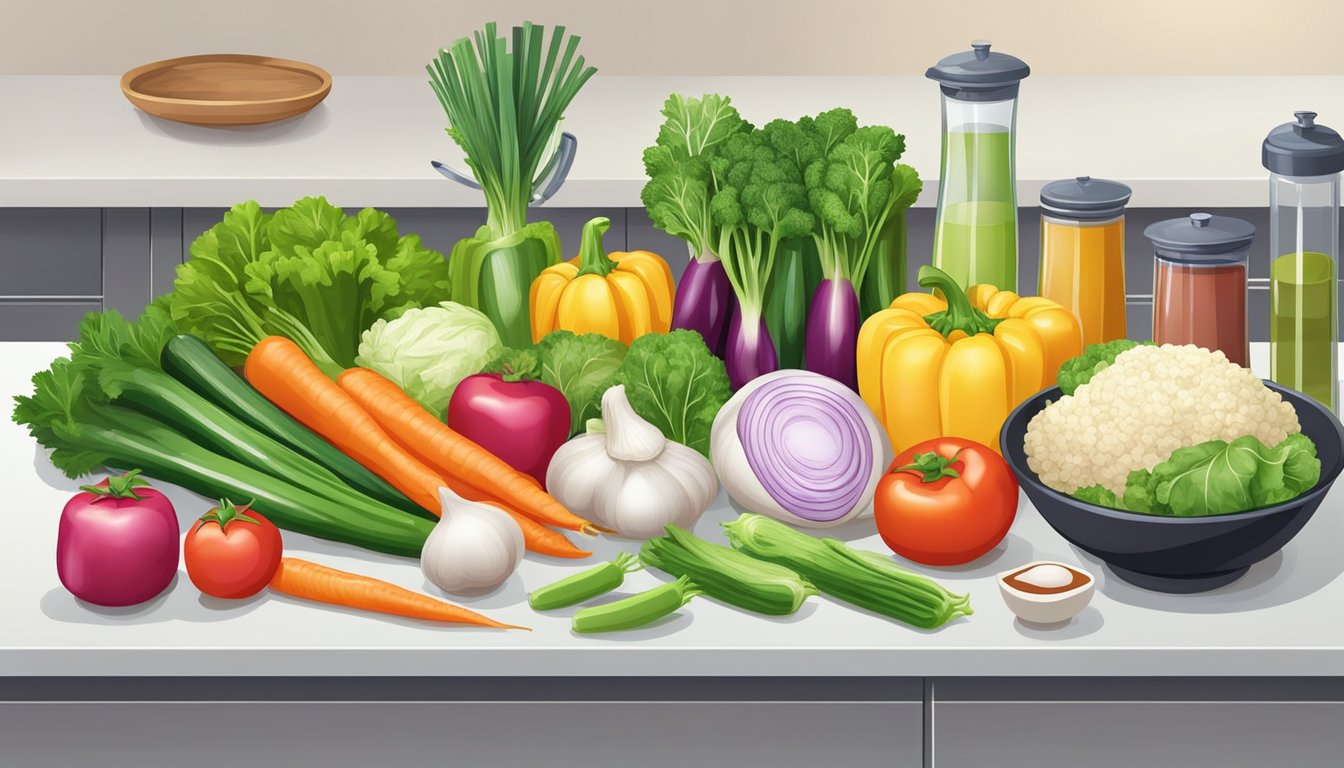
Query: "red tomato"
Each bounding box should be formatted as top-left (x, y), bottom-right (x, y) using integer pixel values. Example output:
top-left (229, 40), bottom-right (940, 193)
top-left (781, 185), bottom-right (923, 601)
top-left (184, 500), bottom-right (283, 599)
top-left (874, 437), bottom-right (1019, 566)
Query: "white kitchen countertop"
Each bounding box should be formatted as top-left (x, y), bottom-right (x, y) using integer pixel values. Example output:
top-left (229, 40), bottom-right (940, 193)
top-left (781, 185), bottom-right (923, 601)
top-left (2, 342), bottom-right (1342, 678)
top-left (1, 75), bottom-right (1338, 209)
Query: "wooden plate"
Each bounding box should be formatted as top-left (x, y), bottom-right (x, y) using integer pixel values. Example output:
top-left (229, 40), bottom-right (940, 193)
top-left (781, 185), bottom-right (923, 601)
top-left (121, 54), bottom-right (332, 126)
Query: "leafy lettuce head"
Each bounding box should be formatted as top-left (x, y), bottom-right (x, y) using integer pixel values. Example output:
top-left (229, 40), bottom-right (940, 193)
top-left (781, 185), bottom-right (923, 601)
top-left (356, 301), bottom-right (502, 416)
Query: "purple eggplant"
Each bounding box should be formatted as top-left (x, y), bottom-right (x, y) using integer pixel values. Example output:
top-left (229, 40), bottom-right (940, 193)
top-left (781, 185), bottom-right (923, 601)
top-left (726, 306), bottom-right (779, 390)
top-left (671, 257), bottom-right (736, 357)
top-left (804, 278), bottom-right (861, 390)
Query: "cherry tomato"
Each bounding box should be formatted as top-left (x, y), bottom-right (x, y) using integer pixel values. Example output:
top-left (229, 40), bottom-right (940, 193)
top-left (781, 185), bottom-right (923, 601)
top-left (184, 500), bottom-right (283, 599)
top-left (874, 437), bottom-right (1019, 566)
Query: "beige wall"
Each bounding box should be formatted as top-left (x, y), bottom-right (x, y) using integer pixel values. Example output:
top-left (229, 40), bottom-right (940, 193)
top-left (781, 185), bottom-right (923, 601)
top-left (2, 0), bottom-right (1339, 76)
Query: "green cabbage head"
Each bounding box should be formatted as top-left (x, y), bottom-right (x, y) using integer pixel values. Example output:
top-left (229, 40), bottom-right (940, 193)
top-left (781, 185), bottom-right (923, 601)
top-left (355, 301), bottom-right (503, 416)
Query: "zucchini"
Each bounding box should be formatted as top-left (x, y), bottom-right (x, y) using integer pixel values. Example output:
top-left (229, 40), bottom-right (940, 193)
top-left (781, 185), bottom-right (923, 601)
top-left (640, 526), bottom-right (816, 616)
top-left (723, 513), bottom-right (973, 629)
top-left (161, 334), bottom-right (428, 518)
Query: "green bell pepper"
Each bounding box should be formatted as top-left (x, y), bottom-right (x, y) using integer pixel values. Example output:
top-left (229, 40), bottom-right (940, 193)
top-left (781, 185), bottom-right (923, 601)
top-left (449, 221), bottom-right (562, 348)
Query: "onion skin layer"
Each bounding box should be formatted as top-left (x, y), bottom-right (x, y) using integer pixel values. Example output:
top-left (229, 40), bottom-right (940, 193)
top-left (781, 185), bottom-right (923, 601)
top-left (711, 370), bottom-right (892, 528)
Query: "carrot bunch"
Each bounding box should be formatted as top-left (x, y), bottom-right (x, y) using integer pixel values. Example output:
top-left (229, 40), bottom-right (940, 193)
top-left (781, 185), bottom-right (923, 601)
top-left (244, 336), bottom-right (593, 558)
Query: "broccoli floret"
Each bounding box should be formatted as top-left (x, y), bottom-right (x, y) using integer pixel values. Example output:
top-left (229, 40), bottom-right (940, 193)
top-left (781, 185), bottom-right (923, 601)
top-left (1056, 339), bottom-right (1154, 396)
top-left (709, 127), bottom-right (815, 310)
top-left (799, 117), bottom-right (920, 286)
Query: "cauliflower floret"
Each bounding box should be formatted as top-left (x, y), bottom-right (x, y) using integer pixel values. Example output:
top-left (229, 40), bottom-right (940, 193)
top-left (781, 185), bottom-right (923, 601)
top-left (1024, 344), bottom-right (1300, 495)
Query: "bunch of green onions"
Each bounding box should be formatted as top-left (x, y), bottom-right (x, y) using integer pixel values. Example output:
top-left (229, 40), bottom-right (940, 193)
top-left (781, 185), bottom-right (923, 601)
top-left (427, 21), bottom-right (597, 240)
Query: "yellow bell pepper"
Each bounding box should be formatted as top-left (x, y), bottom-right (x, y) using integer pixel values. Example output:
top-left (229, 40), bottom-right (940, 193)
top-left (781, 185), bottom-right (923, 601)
top-left (530, 216), bottom-right (674, 345)
top-left (857, 265), bottom-right (1082, 455)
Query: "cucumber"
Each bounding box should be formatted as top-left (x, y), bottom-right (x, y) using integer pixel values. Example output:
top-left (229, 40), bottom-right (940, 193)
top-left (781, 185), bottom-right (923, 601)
top-left (160, 334), bottom-right (430, 519)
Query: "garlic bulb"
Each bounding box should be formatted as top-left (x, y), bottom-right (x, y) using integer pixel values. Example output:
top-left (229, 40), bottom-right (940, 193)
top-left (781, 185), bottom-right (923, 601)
top-left (545, 385), bottom-right (718, 539)
top-left (421, 487), bottom-right (524, 595)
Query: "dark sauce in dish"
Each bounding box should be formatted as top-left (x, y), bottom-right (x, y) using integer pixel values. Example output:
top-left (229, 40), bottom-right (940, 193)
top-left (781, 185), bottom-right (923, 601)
top-left (1003, 564), bottom-right (1091, 595)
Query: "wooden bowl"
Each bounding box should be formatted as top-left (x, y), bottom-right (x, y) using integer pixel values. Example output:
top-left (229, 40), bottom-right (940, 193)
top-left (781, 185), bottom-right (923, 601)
top-left (121, 54), bottom-right (332, 126)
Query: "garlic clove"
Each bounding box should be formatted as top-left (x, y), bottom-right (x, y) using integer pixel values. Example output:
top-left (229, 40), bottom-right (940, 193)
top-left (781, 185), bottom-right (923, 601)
top-left (601, 385), bottom-right (667, 462)
top-left (659, 442), bottom-right (719, 518)
top-left (596, 462), bottom-right (691, 540)
top-left (544, 435), bottom-right (615, 530)
top-left (421, 486), bottom-right (525, 595)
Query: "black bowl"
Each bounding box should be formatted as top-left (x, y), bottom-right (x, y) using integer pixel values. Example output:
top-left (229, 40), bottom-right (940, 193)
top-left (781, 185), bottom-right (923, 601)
top-left (1001, 382), bottom-right (1344, 593)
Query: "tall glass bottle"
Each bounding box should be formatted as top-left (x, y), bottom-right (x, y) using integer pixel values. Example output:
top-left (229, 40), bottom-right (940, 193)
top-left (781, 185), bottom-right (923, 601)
top-left (926, 41), bottom-right (1030, 291)
top-left (1263, 111), bottom-right (1344, 412)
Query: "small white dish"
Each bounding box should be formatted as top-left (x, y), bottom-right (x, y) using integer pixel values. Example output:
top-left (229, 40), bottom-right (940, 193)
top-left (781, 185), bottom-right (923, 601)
top-left (997, 560), bottom-right (1095, 625)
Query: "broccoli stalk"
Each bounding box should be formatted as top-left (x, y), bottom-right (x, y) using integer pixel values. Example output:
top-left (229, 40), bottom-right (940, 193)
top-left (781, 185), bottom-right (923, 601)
top-left (709, 129), bottom-right (815, 389)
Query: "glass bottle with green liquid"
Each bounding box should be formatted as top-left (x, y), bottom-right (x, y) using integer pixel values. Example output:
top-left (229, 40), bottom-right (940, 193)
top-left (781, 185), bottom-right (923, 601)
top-left (926, 41), bottom-right (1030, 292)
top-left (1263, 111), bottom-right (1344, 412)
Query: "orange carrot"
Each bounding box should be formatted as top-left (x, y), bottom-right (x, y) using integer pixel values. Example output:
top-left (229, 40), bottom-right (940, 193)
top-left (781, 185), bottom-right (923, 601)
top-left (245, 337), bottom-right (445, 515)
top-left (269, 557), bottom-right (527, 629)
top-left (483, 501), bottom-right (591, 559)
top-left (337, 367), bottom-right (596, 534)
top-left (436, 473), bottom-right (589, 557)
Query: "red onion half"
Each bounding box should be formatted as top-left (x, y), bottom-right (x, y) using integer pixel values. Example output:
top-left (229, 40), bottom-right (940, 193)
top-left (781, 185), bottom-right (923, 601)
top-left (711, 370), bottom-right (891, 528)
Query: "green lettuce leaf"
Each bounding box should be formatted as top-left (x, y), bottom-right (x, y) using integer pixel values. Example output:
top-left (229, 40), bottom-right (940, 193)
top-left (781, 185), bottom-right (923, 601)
top-left (1072, 484), bottom-right (1124, 510)
top-left (615, 329), bottom-right (731, 456)
top-left (485, 331), bottom-right (629, 435)
top-left (529, 331), bottom-right (627, 436)
top-left (170, 197), bottom-right (453, 370)
top-left (1148, 434), bottom-right (1320, 516)
top-left (1120, 468), bottom-right (1160, 514)
top-left (1073, 435), bottom-right (1321, 516)
top-left (1057, 339), bottom-right (1153, 396)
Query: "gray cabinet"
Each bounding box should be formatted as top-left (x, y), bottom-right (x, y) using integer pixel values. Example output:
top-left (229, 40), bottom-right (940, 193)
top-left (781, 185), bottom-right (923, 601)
top-left (0, 209), bottom-right (178, 341)
top-left (0, 700), bottom-right (922, 768)
top-left (0, 209), bottom-right (102, 341)
top-left (0, 677), bottom-right (924, 768)
top-left (932, 678), bottom-right (1344, 768)
top-left (0, 204), bottom-right (1293, 342)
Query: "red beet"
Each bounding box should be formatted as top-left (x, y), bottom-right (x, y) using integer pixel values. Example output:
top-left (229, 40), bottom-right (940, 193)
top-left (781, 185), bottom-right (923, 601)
top-left (447, 373), bottom-right (572, 486)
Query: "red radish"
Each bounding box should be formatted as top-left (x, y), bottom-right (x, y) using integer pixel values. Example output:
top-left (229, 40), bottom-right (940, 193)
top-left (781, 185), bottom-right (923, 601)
top-left (56, 469), bottom-right (179, 607)
top-left (447, 350), bottom-right (571, 486)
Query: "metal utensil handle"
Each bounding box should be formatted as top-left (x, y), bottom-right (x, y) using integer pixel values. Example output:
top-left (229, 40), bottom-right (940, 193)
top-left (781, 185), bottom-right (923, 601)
top-left (430, 159), bottom-right (481, 190)
top-left (431, 131), bottom-right (576, 205)
top-left (530, 132), bottom-right (577, 205)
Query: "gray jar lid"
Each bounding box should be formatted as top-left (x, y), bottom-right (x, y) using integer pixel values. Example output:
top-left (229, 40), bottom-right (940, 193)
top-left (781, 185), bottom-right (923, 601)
top-left (926, 41), bottom-right (1030, 101)
top-left (1144, 213), bottom-right (1256, 261)
top-left (1262, 111), bottom-right (1344, 177)
top-left (1040, 176), bottom-right (1133, 220)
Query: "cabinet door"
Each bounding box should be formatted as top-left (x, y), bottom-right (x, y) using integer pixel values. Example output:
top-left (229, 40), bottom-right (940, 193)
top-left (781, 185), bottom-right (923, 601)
top-left (0, 209), bottom-right (102, 298)
top-left (0, 209), bottom-right (102, 340)
top-left (933, 678), bottom-right (1344, 768)
top-left (0, 700), bottom-right (922, 768)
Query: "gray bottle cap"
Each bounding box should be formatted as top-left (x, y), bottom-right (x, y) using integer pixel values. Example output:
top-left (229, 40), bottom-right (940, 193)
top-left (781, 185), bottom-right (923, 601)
top-left (1040, 176), bottom-right (1133, 220)
top-left (1262, 111), bottom-right (1344, 177)
top-left (926, 41), bottom-right (1030, 102)
top-left (1144, 212), bottom-right (1256, 262)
